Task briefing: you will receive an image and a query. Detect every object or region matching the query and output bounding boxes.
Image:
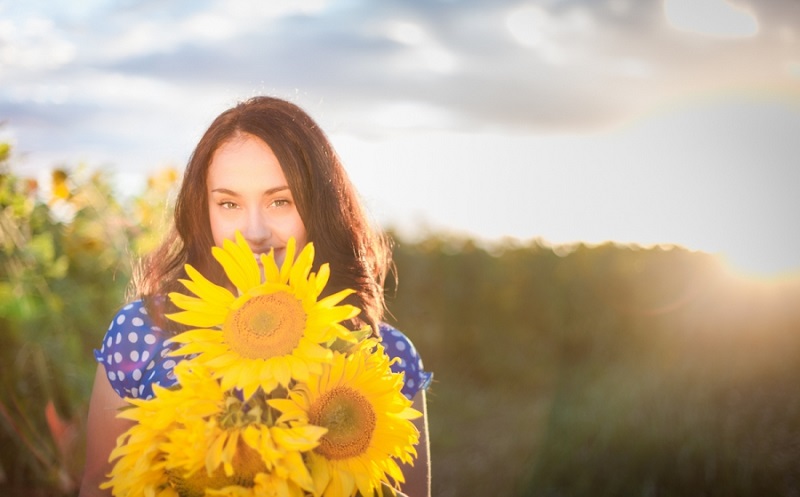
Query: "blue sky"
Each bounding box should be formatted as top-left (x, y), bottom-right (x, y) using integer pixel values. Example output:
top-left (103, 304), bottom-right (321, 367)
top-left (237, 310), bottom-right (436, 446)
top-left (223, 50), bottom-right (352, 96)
top-left (1, 0), bottom-right (799, 276)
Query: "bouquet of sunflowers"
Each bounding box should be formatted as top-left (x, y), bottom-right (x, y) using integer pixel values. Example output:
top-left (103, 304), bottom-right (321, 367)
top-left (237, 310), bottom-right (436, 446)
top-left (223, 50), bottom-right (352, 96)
top-left (102, 233), bottom-right (421, 497)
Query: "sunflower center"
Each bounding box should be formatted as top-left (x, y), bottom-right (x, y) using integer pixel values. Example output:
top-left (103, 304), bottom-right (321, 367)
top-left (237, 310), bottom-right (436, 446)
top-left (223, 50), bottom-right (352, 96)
top-left (309, 386), bottom-right (376, 460)
top-left (224, 292), bottom-right (306, 359)
top-left (167, 439), bottom-right (265, 497)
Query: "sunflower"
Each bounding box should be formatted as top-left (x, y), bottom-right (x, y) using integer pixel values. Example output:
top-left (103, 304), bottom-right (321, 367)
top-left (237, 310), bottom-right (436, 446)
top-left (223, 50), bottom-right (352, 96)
top-left (103, 361), bottom-right (327, 497)
top-left (101, 361), bottom-right (224, 497)
top-left (166, 232), bottom-right (365, 400)
top-left (269, 341), bottom-right (422, 497)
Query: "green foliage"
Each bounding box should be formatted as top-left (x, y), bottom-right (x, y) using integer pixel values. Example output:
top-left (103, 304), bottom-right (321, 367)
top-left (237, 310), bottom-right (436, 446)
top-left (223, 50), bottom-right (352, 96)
top-left (0, 149), bottom-right (169, 495)
top-left (387, 234), bottom-right (800, 497)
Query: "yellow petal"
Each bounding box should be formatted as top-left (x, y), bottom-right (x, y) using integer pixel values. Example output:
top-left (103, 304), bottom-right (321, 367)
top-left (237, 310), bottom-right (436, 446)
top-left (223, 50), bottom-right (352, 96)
top-left (289, 243), bottom-right (314, 288)
top-left (283, 450), bottom-right (315, 491)
top-left (271, 425), bottom-right (326, 452)
top-left (259, 252), bottom-right (280, 283)
top-left (205, 431), bottom-right (228, 474)
top-left (311, 455), bottom-right (331, 496)
top-left (273, 356), bottom-right (292, 388)
top-left (316, 289), bottom-right (356, 309)
top-left (180, 265), bottom-right (236, 304)
top-left (165, 309), bottom-right (225, 328)
top-left (279, 237), bottom-right (297, 284)
top-left (221, 430), bottom-right (239, 476)
top-left (169, 328), bottom-right (224, 344)
top-left (313, 263), bottom-right (330, 298)
top-left (212, 247), bottom-right (251, 292)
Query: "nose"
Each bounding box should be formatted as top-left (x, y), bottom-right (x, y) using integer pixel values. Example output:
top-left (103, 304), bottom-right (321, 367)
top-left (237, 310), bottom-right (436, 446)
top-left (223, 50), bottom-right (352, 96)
top-left (242, 207), bottom-right (271, 249)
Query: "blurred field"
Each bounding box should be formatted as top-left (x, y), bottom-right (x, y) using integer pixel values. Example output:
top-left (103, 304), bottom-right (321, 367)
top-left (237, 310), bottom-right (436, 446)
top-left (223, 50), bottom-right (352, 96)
top-left (389, 237), bottom-right (800, 497)
top-left (2, 150), bottom-right (800, 496)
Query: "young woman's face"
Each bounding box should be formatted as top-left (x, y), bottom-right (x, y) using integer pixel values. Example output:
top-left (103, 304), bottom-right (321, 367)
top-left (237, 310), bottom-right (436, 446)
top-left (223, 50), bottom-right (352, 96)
top-left (207, 133), bottom-right (307, 267)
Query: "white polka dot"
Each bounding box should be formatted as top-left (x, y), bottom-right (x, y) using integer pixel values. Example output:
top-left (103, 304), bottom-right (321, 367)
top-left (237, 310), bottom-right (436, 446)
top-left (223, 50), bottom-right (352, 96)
top-left (396, 341), bottom-right (407, 351)
top-left (117, 370), bottom-right (125, 381)
top-left (130, 350), bottom-right (140, 362)
top-left (113, 352), bottom-right (122, 364)
top-left (408, 379), bottom-right (415, 388)
top-left (141, 351), bottom-right (150, 363)
top-left (108, 371), bottom-right (116, 381)
top-left (106, 337), bottom-right (112, 348)
top-left (146, 360), bottom-right (155, 370)
top-left (130, 388), bottom-right (138, 398)
top-left (152, 326), bottom-right (162, 332)
top-left (391, 330), bottom-right (402, 337)
top-left (116, 314), bottom-right (126, 325)
top-left (139, 385), bottom-right (145, 395)
top-left (115, 332), bottom-right (122, 344)
top-left (161, 348), bottom-right (170, 357)
top-left (107, 322), bottom-right (113, 331)
top-left (163, 359), bottom-right (176, 370)
top-left (106, 355), bottom-right (112, 363)
top-left (113, 388), bottom-right (122, 397)
top-left (128, 332), bottom-right (138, 344)
top-left (132, 369), bottom-right (142, 381)
top-left (166, 371), bottom-right (176, 380)
top-left (139, 306), bottom-right (148, 315)
top-left (132, 317), bottom-right (144, 327)
top-left (163, 338), bottom-right (172, 346)
top-left (144, 334), bottom-right (156, 345)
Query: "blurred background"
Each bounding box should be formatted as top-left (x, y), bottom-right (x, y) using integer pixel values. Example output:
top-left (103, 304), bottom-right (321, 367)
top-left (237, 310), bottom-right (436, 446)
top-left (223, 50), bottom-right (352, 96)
top-left (1, 0), bottom-right (800, 495)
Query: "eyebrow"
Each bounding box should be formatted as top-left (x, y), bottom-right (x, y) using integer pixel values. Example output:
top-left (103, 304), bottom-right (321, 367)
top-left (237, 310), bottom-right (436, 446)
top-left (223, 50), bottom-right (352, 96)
top-left (210, 186), bottom-right (290, 197)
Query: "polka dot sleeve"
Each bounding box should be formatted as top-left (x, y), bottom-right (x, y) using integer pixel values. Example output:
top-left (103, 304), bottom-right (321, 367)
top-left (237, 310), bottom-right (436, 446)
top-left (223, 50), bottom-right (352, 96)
top-left (379, 324), bottom-right (433, 400)
top-left (94, 300), bottom-right (182, 400)
top-left (95, 304), bottom-right (431, 401)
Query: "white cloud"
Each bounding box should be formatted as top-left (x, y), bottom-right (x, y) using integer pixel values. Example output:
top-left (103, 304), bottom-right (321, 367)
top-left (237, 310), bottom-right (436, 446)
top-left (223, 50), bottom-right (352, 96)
top-left (345, 100), bottom-right (460, 133)
top-left (663, 0), bottom-right (759, 38)
top-left (385, 21), bottom-right (427, 46)
top-left (505, 4), bottom-right (595, 64)
top-left (0, 17), bottom-right (76, 72)
top-left (378, 20), bottom-right (459, 74)
top-left (84, 0), bottom-right (331, 63)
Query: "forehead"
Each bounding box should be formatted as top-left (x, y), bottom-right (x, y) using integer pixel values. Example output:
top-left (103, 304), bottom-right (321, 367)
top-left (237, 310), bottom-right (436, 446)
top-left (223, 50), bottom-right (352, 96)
top-left (207, 134), bottom-right (287, 189)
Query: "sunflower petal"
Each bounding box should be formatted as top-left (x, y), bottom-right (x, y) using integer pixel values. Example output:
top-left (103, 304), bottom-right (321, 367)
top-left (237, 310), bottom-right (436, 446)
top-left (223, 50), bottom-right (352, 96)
top-left (279, 237), bottom-right (297, 284)
top-left (181, 265), bottom-right (236, 304)
top-left (313, 263), bottom-right (330, 298)
top-left (316, 289), bottom-right (356, 309)
top-left (283, 450), bottom-right (315, 491)
top-left (289, 242), bottom-right (314, 288)
top-left (213, 245), bottom-right (254, 292)
top-left (165, 310), bottom-right (224, 328)
top-left (260, 252), bottom-right (281, 283)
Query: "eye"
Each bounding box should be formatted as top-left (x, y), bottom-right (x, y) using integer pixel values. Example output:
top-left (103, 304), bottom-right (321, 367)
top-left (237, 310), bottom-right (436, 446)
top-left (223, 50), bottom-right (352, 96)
top-left (271, 198), bottom-right (291, 208)
top-left (218, 201), bottom-right (238, 209)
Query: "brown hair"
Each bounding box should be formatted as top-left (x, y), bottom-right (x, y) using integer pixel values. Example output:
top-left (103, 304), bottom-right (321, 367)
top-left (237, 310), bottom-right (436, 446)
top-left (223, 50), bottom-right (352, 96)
top-left (132, 96), bottom-right (393, 333)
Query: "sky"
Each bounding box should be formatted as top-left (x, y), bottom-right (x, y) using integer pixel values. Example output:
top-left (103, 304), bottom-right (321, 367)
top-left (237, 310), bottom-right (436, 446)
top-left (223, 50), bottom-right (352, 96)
top-left (1, 0), bottom-right (799, 277)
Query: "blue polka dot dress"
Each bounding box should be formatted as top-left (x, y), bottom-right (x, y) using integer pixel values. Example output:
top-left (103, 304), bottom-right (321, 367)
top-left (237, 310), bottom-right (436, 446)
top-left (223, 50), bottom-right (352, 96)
top-left (95, 300), bottom-right (432, 401)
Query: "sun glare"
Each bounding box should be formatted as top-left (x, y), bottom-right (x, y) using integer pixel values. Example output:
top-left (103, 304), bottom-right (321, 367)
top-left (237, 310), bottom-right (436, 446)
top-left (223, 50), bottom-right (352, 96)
top-left (721, 253), bottom-right (800, 283)
top-left (663, 0), bottom-right (759, 38)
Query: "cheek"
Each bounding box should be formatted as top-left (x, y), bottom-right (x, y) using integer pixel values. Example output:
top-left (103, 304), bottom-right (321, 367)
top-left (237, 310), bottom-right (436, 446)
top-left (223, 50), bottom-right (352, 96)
top-left (290, 213), bottom-right (308, 246)
top-left (208, 210), bottom-right (230, 247)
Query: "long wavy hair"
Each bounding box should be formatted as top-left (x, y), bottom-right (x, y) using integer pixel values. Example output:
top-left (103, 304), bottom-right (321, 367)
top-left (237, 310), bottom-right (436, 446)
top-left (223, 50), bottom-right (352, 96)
top-left (132, 96), bottom-right (393, 333)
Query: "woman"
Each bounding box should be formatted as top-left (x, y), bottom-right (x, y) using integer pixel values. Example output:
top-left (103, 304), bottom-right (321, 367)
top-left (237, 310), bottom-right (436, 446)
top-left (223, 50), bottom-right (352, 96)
top-left (80, 96), bottom-right (432, 497)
